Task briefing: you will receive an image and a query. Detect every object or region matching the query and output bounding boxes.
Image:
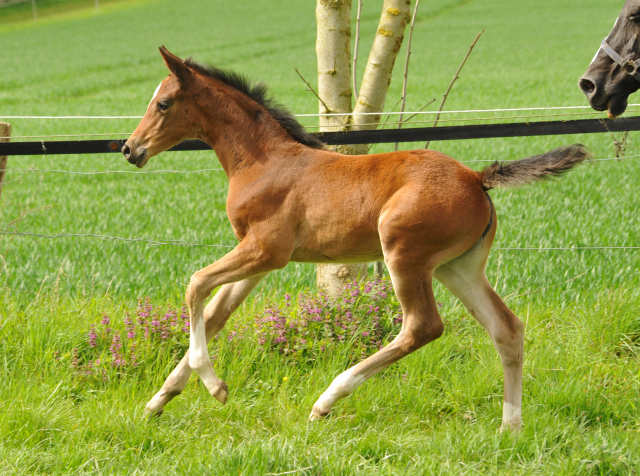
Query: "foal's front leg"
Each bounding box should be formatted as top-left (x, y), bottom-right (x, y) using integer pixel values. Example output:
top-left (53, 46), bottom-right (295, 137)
top-left (186, 238), bottom-right (288, 402)
top-left (144, 274), bottom-right (268, 415)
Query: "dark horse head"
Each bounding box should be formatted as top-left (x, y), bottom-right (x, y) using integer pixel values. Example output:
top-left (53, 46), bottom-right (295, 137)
top-left (579, 0), bottom-right (640, 117)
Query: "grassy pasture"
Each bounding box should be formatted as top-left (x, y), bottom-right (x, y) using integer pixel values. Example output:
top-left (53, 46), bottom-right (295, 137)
top-left (0, 0), bottom-right (638, 299)
top-left (0, 0), bottom-right (139, 28)
top-left (0, 0), bottom-right (639, 473)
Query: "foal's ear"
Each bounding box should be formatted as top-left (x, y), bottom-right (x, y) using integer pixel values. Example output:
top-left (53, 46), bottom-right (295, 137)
top-left (159, 46), bottom-right (194, 86)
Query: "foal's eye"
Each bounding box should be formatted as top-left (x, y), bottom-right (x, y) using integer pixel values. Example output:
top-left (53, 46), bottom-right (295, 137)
top-left (629, 12), bottom-right (640, 23)
top-left (157, 101), bottom-right (170, 112)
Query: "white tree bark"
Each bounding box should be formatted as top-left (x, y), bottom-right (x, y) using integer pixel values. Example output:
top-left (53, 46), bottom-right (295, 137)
top-left (316, 0), bottom-right (368, 294)
top-left (353, 0), bottom-right (411, 130)
top-left (315, 0), bottom-right (411, 295)
top-left (316, 0), bottom-right (358, 153)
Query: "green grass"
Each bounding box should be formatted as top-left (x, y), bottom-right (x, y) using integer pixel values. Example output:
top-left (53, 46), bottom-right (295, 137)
top-left (1, 287), bottom-right (639, 474)
top-left (0, 0), bottom-right (637, 299)
top-left (0, 0), bottom-right (147, 30)
top-left (0, 0), bottom-right (639, 473)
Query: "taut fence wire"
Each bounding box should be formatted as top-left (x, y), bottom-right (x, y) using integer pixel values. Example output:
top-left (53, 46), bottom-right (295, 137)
top-left (0, 231), bottom-right (637, 252)
top-left (4, 108), bottom-right (640, 140)
top-left (1, 153), bottom-right (638, 253)
top-left (0, 105), bottom-right (638, 254)
top-left (0, 167), bottom-right (225, 175)
top-left (1, 154), bottom-right (638, 176)
top-left (3, 116), bottom-right (640, 156)
top-left (3, 103), bottom-right (640, 119)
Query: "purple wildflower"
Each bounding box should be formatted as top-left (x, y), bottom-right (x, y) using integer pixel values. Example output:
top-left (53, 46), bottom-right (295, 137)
top-left (88, 326), bottom-right (97, 347)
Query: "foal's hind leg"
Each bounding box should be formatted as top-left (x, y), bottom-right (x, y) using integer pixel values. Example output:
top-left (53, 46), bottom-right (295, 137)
top-left (144, 274), bottom-right (267, 416)
top-left (435, 248), bottom-right (524, 431)
top-left (310, 256), bottom-right (444, 420)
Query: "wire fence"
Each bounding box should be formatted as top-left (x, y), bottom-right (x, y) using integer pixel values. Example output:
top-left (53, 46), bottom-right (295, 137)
top-left (0, 231), bottom-right (234, 248)
top-left (3, 118), bottom-right (640, 155)
top-left (1, 104), bottom-right (638, 254)
top-left (1, 231), bottom-right (637, 252)
top-left (4, 105), bottom-right (640, 138)
top-left (1, 153), bottom-right (638, 175)
top-left (0, 167), bottom-right (225, 175)
top-left (4, 103), bottom-right (640, 120)
top-left (1, 153), bottom-right (638, 253)
top-left (4, 107), bottom-right (638, 140)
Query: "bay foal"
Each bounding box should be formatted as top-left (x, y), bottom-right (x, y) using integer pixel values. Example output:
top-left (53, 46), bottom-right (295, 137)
top-left (123, 47), bottom-right (589, 431)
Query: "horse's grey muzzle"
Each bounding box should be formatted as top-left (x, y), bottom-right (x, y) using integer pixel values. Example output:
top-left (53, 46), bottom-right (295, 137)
top-left (578, 77), bottom-right (596, 97)
top-left (122, 143), bottom-right (148, 167)
top-left (578, 75), bottom-right (606, 111)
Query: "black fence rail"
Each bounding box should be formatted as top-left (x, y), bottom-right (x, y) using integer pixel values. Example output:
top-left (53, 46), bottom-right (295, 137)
top-left (1, 116), bottom-right (640, 156)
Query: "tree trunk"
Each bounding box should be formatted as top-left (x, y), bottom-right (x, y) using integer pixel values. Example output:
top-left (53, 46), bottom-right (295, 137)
top-left (316, 0), bottom-right (367, 294)
top-left (352, 0), bottom-right (411, 129)
top-left (315, 0), bottom-right (411, 294)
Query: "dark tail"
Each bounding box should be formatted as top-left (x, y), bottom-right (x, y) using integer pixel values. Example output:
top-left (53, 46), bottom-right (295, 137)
top-left (480, 144), bottom-right (591, 191)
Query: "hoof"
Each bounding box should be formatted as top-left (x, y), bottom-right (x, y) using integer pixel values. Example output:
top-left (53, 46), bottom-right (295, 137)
top-left (500, 420), bottom-right (522, 434)
top-left (309, 404), bottom-right (330, 421)
top-left (211, 381), bottom-right (228, 405)
top-left (144, 406), bottom-right (164, 419)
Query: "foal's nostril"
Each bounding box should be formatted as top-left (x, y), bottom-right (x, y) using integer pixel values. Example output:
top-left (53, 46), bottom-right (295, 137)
top-left (122, 144), bottom-right (131, 159)
top-left (579, 77), bottom-right (596, 96)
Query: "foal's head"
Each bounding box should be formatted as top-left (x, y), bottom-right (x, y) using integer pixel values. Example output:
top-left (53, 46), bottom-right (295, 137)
top-left (579, 0), bottom-right (640, 117)
top-left (123, 47), bottom-right (323, 168)
top-left (123, 47), bottom-right (202, 168)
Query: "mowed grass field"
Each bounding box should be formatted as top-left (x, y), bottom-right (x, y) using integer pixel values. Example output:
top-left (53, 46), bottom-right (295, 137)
top-left (0, 0), bottom-right (639, 473)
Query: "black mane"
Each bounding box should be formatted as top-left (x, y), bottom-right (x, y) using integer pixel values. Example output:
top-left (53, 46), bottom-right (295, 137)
top-left (184, 58), bottom-right (324, 149)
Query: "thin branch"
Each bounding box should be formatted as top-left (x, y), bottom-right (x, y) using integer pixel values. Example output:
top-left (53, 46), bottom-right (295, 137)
top-left (368, 97), bottom-right (403, 153)
top-left (295, 68), bottom-right (332, 114)
top-left (352, 0), bottom-right (362, 102)
top-left (395, 0), bottom-right (420, 151)
top-left (379, 97), bottom-right (404, 129)
top-left (425, 30), bottom-right (484, 149)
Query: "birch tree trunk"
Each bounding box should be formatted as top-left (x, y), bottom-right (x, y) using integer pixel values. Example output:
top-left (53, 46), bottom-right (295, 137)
top-left (316, 0), bottom-right (368, 295)
top-left (353, 0), bottom-right (411, 130)
top-left (315, 0), bottom-right (411, 295)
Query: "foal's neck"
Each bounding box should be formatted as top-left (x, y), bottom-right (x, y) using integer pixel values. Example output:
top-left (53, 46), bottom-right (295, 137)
top-left (194, 79), bottom-right (292, 178)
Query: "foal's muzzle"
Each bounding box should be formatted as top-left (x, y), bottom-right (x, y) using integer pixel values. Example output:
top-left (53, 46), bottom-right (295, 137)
top-left (122, 142), bottom-right (148, 168)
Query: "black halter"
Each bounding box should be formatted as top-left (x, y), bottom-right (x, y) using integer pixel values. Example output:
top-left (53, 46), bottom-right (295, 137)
top-left (600, 39), bottom-right (640, 82)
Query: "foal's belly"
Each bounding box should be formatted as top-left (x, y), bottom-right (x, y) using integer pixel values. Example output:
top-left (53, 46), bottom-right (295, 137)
top-left (290, 225), bottom-right (384, 263)
top-left (290, 247), bottom-right (384, 264)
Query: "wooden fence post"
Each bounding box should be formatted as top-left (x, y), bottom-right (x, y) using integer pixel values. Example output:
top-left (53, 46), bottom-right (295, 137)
top-left (0, 122), bottom-right (11, 201)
